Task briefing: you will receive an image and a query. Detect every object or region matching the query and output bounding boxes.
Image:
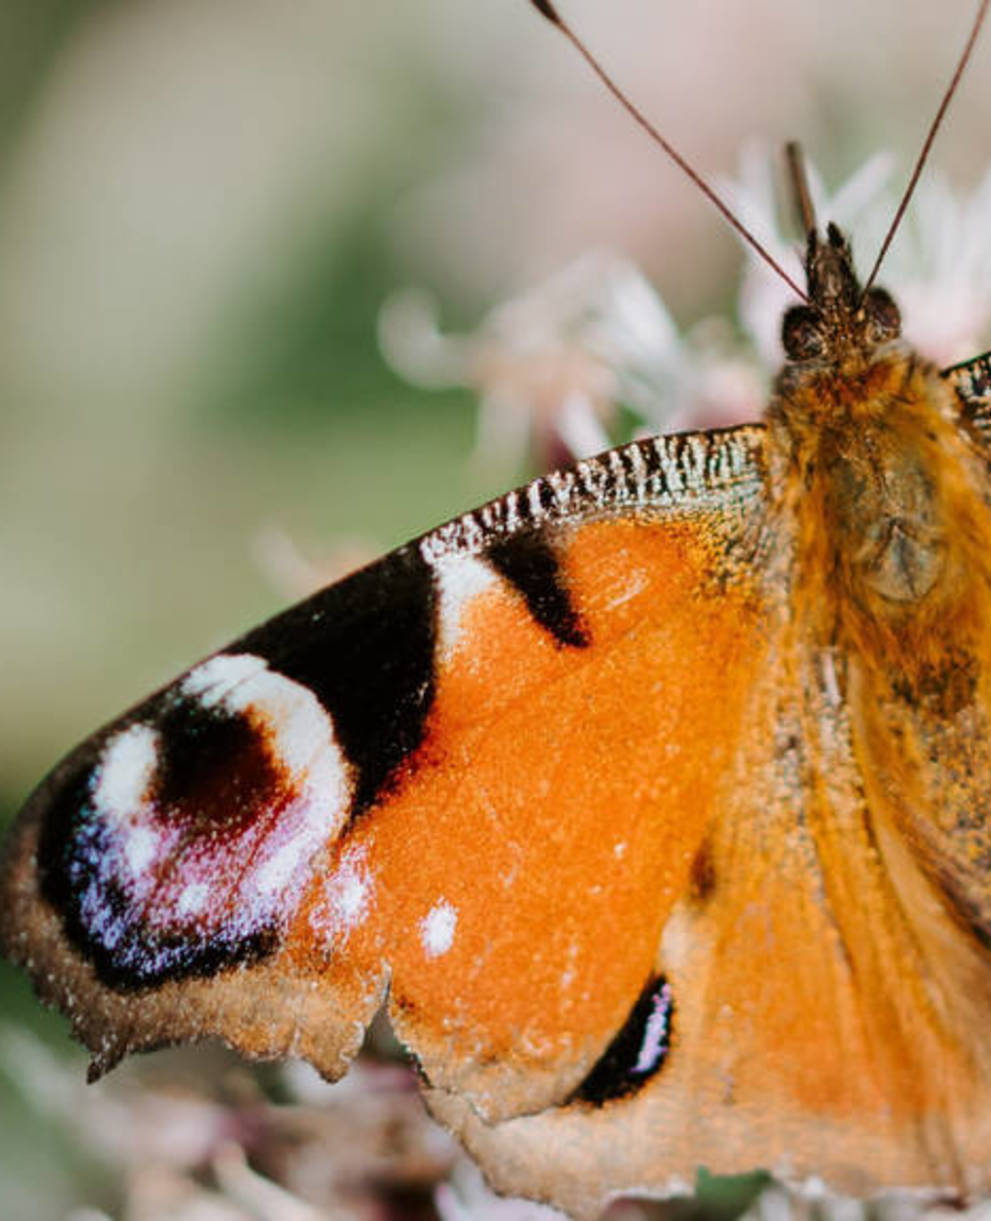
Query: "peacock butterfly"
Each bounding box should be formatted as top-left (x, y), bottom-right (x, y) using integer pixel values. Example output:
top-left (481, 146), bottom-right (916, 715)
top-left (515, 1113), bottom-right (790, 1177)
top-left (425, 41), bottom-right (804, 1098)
top-left (4, 1), bottom-right (991, 1217)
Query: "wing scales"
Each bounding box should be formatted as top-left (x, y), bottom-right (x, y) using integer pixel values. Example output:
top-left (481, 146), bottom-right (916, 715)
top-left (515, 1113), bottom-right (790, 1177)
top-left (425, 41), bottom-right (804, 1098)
top-left (0, 426), bottom-right (770, 1099)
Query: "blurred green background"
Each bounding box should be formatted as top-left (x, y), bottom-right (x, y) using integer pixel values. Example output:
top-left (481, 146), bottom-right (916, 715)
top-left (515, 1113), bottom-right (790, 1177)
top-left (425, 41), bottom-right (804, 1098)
top-left (1, 1), bottom-right (990, 1216)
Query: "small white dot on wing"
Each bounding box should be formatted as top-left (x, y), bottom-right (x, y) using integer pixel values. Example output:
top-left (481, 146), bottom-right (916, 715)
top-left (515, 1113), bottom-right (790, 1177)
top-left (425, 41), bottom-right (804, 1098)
top-left (334, 871), bottom-right (367, 924)
top-left (420, 899), bottom-right (457, 958)
top-left (309, 845), bottom-right (373, 948)
top-left (92, 724), bottom-right (160, 825)
top-left (177, 880), bottom-right (210, 917)
top-left (560, 939), bottom-right (579, 992)
top-left (252, 833), bottom-right (316, 898)
top-left (121, 824), bottom-right (158, 876)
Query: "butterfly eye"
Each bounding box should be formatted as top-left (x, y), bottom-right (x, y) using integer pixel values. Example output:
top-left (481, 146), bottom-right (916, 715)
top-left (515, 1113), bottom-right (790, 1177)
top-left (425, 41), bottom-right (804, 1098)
top-left (782, 305), bottom-right (825, 362)
top-left (863, 286), bottom-right (901, 345)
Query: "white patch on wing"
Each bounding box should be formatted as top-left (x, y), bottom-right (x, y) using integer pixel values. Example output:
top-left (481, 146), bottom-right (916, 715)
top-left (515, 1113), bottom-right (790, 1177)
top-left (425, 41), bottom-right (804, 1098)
top-left (122, 824), bottom-right (158, 875)
top-left (310, 845), bottom-right (373, 948)
top-left (177, 881), bottom-right (210, 917)
top-left (92, 724), bottom-right (160, 825)
top-left (181, 652), bottom-right (266, 704)
top-left (420, 899), bottom-right (458, 958)
top-left (633, 982), bottom-right (673, 1074)
top-left (92, 724), bottom-right (173, 888)
top-left (431, 553), bottom-right (499, 656)
top-left (253, 837), bottom-right (312, 897)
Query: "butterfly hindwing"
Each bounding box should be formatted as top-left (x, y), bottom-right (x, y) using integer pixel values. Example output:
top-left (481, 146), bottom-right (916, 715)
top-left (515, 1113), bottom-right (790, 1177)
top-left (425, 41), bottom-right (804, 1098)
top-left (0, 426), bottom-right (770, 1110)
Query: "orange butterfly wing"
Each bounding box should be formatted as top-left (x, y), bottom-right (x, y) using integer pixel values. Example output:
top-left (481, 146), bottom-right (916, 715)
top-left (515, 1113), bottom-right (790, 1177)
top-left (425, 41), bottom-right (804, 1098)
top-left (431, 354), bottom-right (991, 1216)
top-left (8, 365), bottom-right (991, 1217)
top-left (0, 427), bottom-right (769, 1118)
top-left (323, 500), bottom-right (769, 1121)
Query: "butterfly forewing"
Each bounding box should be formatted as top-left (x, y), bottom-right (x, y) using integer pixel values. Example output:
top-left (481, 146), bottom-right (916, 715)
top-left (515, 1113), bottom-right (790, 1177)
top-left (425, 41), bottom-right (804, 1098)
top-left (0, 426), bottom-right (770, 1118)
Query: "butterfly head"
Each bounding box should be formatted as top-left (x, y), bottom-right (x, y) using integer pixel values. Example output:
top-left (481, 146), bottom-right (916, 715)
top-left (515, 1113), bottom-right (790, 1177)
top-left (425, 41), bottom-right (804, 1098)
top-left (781, 223), bottom-right (901, 366)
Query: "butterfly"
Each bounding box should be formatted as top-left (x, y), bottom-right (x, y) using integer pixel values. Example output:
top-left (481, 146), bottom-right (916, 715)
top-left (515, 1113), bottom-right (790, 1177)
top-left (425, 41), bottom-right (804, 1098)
top-left (4, 1), bottom-right (991, 1217)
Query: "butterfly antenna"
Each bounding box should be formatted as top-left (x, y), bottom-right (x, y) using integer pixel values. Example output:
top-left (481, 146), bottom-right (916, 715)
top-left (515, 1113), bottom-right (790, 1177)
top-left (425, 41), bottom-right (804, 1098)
top-left (863, 0), bottom-right (989, 294)
top-left (528, 0), bottom-right (808, 302)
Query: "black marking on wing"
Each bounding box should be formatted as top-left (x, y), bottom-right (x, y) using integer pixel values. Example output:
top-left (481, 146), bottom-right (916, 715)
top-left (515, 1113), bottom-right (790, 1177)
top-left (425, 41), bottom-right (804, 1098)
top-left (484, 530), bottom-right (589, 649)
top-left (571, 974), bottom-right (673, 1106)
top-left (241, 544), bottom-right (438, 816)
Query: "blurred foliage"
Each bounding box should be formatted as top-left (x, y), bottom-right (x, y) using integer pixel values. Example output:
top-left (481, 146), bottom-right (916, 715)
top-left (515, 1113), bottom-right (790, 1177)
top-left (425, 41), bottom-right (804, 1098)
top-left (0, 1), bottom-right (99, 144)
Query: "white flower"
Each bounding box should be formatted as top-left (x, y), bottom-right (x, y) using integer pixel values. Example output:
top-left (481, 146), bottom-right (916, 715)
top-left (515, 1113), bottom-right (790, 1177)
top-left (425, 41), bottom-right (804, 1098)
top-left (379, 254), bottom-right (635, 470)
top-left (886, 163), bottom-right (991, 364)
top-left (378, 251), bottom-right (762, 466)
